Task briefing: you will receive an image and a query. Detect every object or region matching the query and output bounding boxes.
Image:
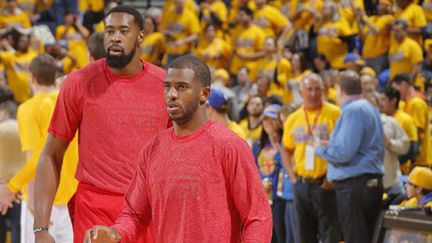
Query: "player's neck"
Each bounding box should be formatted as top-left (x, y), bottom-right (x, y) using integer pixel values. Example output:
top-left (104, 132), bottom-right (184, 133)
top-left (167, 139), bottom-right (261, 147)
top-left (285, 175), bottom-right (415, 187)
top-left (174, 109), bottom-right (209, 136)
top-left (109, 58), bottom-right (143, 76)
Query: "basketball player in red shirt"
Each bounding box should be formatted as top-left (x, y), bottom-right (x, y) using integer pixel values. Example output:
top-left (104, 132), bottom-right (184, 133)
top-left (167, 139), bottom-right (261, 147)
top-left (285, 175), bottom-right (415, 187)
top-left (33, 5), bottom-right (169, 243)
top-left (84, 55), bottom-right (273, 242)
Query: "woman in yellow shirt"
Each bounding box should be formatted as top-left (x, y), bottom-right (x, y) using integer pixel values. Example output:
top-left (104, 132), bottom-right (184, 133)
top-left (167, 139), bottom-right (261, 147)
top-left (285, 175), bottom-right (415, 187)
top-left (140, 16), bottom-right (165, 66)
top-left (194, 24), bottom-right (231, 71)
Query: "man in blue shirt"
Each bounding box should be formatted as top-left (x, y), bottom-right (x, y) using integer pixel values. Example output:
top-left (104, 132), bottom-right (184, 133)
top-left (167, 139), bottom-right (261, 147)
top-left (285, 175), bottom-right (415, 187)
top-left (316, 70), bottom-right (384, 243)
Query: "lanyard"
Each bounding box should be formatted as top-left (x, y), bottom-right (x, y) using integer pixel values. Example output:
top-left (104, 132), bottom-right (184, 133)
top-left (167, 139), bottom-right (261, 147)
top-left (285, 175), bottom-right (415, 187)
top-left (304, 107), bottom-right (322, 140)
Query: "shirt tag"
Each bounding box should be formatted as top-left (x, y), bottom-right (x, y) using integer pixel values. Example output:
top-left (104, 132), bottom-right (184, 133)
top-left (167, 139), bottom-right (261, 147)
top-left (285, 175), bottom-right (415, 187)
top-left (305, 144), bottom-right (315, 170)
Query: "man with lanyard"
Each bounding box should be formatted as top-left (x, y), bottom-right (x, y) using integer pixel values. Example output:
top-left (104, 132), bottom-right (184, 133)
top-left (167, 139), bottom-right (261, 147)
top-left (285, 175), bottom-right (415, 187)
top-left (281, 73), bottom-right (341, 243)
top-left (316, 70), bottom-right (384, 243)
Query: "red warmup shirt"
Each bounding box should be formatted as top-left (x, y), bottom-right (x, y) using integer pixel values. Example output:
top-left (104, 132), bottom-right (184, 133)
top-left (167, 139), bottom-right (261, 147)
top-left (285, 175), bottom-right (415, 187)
top-left (112, 121), bottom-right (273, 243)
top-left (49, 59), bottom-right (170, 194)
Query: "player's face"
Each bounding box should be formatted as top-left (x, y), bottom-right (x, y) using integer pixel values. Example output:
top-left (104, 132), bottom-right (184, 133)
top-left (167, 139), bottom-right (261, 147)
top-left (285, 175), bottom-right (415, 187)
top-left (164, 68), bottom-right (204, 125)
top-left (104, 12), bottom-right (143, 69)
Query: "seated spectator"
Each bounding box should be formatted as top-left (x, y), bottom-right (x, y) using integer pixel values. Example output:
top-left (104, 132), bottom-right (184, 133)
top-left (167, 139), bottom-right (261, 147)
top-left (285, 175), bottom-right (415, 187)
top-left (399, 167), bottom-right (432, 208)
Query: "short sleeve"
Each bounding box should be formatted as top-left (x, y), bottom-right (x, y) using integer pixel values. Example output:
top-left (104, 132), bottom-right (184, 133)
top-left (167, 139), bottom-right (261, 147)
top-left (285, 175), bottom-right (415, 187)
top-left (48, 72), bottom-right (84, 142)
top-left (282, 117), bottom-right (295, 150)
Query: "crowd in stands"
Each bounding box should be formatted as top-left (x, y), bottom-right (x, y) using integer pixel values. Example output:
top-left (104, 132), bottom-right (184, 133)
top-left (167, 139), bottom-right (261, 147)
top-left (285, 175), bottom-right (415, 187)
top-left (0, 0), bottom-right (432, 242)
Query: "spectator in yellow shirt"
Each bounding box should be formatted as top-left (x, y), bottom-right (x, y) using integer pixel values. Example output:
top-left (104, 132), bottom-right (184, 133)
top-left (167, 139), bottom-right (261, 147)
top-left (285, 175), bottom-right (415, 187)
top-left (288, 0), bottom-right (323, 32)
top-left (55, 11), bottom-right (90, 70)
top-left (392, 74), bottom-right (431, 166)
top-left (359, 0), bottom-right (393, 74)
top-left (399, 167), bottom-right (432, 208)
top-left (395, 0), bottom-right (427, 44)
top-left (239, 95), bottom-right (265, 146)
top-left (316, 1), bottom-right (351, 69)
top-left (194, 24), bottom-right (231, 71)
top-left (388, 20), bottom-right (423, 81)
top-left (0, 0), bottom-right (31, 29)
top-left (230, 6), bottom-right (266, 76)
top-left (0, 29), bottom-right (37, 103)
top-left (140, 15), bottom-right (165, 66)
top-left (207, 88), bottom-right (247, 140)
top-left (281, 73), bottom-right (341, 243)
top-left (286, 52), bottom-right (311, 104)
top-left (252, 36), bottom-right (293, 103)
top-left (0, 54), bottom-right (78, 242)
top-left (160, 0), bottom-right (201, 63)
top-left (199, 0), bottom-right (228, 38)
top-left (253, 0), bottom-right (290, 37)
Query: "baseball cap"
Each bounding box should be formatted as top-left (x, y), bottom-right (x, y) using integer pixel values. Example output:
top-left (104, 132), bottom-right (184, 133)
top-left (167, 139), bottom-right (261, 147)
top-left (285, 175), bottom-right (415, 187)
top-left (208, 88), bottom-right (228, 110)
top-left (378, 69), bottom-right (390, 87)
top-left (344, 53), bottom-right (365, 66)
top-left (213, 69), bottom-right (229, 82)
top-left (408, 167), bottom-right (432, 190)
top-left (263, 104), bottom-right (282, 119)
top-left (360, 67), bottom-right (376, 77)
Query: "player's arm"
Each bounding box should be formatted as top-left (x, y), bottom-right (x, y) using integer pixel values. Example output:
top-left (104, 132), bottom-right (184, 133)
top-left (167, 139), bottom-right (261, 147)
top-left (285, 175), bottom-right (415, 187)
top-left (226, 141), bottom-right (273, 243)
top-left (34, 135), bottom-right (69, 242)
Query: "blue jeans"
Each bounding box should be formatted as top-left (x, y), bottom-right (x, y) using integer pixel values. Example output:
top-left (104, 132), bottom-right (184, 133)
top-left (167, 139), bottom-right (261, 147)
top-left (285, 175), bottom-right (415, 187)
top-left (0, 202), bottom-right (21, 243)
top-left (293, 181), bottom-right (340, 243)
top-left (334, 174), bottom-right (383, 243)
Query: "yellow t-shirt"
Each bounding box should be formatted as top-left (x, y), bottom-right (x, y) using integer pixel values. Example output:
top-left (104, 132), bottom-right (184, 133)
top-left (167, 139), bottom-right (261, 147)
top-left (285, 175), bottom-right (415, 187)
top-left (55, 25), bottom-right (89, 69)
top-left (194, 37), bottom-right (231, 71)
top-left (227, 121), bottom-right (247, 140)
top-left (254, 5), bottom-right (289, 37)
top-left (160, 9), bottom-right (201, 55)
top-left (337, 0), bottom-right (364, 35)
top-left (0, 50), bottom-right (37, 103)
top-left (78, 0), bottom-right (104, 12)
top-left (404, 97), bottom-right (431, 165)
top-left (239, 118), bottom-right (263, 145)
top-left (282, 102), bottom-right (341, 178)
top-left (200, 0), bottom-right (228, 31)
top-left (316, 18), bottom-right (351, 69)
top-left (399, 197), bottom-right (418, 207)
top-left (252, 56), bottom-right (293, 103)
top-left (16, 0), bottom-right (36, 16)
top-left (230, 24), bottom-right (266, 75)
top-left (394, 109), bottom-right (418, 142)
top-left (362, 15), bottom-right (394, 59)
top-left (395, 3), bottom-right (427, 43)
top-left (388, 38), bottom-right (423, 79)
top-left (424, 0), bottom-right (432, 23)
top-left (0, 9), bottom-right (31, 29)
top-left (289, 0), bottom-right (323, 32)
top-left (140, 32), bottom-right (166, 66)
top-left (7, 92), bottom-right (78, 205)
top-left (35, 0), bottom-right (53, 13)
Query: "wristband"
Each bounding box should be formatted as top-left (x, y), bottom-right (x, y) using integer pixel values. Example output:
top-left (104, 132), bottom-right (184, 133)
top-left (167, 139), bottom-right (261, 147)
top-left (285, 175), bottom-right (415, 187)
top-left (33, 227), bottom-right (49, 233)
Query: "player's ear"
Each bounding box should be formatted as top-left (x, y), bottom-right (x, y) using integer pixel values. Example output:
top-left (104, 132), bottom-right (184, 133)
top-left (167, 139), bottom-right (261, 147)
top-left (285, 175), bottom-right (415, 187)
top-left (200, 86), bottom-right (210, 105)
top-left (137, 30), bottom-right (144, 45)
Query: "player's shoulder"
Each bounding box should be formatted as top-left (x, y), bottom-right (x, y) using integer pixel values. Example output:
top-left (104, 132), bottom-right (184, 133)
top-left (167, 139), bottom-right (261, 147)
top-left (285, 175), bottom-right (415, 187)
top-left (207, 121), bottom-right (249, 148)
top-left (62, 59), bottom-right (107, 88)
top-left (143, 61), bottom-right (166, 81)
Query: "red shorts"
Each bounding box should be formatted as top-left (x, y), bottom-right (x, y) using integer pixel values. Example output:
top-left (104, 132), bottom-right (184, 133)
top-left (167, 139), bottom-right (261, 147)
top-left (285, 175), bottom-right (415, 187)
top-left (73, 182), bottom-right (153, 243)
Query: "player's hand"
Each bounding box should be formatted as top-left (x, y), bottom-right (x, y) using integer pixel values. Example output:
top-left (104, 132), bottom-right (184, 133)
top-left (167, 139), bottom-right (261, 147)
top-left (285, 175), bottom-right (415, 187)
top-left (0, 183), bottom-right (15, 215)
top-left (35, 231), bottom-right (55, 243)
top-left (84, 225), bottom-right (121, 243)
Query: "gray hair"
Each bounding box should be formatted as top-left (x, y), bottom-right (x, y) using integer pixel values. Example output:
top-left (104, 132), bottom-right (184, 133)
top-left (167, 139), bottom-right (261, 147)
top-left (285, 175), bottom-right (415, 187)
top-left (300, 73), bottom-right (324, 89)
